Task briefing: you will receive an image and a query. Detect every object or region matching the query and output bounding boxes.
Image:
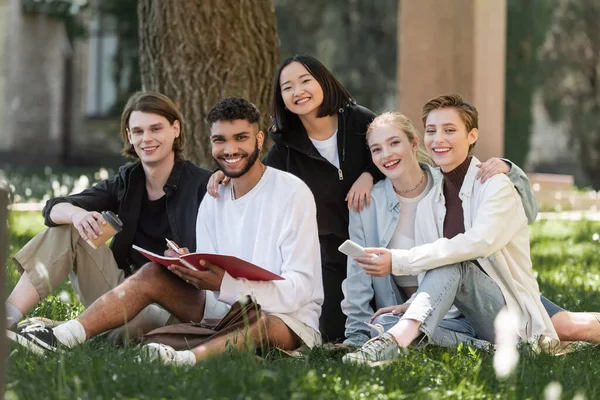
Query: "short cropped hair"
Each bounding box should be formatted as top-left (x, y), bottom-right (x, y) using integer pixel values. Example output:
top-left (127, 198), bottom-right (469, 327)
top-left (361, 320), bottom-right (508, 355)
top-left (271, 55), bottom-right (353, 133)
top-left (120, 91), bottom-right (185, 159)
top-left (421, 94), bottom-right (478, 151)
top-left (207, 97), bottom-right (260, 128)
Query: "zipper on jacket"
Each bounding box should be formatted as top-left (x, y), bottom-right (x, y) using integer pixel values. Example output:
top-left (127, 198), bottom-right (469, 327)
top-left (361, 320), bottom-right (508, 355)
top-left (338, 169), bottom-right (344, 180)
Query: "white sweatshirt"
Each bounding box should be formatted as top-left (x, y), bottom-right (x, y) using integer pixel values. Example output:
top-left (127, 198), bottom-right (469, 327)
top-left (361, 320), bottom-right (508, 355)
top-left (391, 157), bottom-right (559, 350)
top-left (196, 167), bottom-right (324, 332)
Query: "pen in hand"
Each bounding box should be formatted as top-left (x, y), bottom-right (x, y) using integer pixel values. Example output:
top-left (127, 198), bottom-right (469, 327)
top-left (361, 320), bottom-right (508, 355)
top-left (165, 238), bottom-right (198, 271)
top-left (166, 238), bottom-right (184, 255)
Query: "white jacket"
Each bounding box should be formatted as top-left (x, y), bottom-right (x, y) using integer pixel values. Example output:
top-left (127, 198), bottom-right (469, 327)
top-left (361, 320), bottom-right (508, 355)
top-left (391, 157), bottom-right (559, 350)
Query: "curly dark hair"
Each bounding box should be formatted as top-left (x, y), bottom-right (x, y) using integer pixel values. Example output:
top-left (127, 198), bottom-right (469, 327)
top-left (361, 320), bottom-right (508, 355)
top-left (207, 97), bottom-right (260, 128)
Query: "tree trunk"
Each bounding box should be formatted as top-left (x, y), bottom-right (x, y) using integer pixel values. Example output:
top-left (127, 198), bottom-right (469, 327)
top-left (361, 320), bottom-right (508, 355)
top-left (138, 0), bottom-right (279, 167)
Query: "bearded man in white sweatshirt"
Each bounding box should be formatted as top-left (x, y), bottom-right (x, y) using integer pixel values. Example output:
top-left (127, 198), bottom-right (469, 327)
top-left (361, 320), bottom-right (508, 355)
top-left (11, 97), bottom-right (324, 365)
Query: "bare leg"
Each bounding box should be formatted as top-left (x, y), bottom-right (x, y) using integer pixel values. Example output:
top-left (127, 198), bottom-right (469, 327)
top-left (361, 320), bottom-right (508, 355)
top-left (551, 311), bottom-right (600, 343)
top-left (191, 314), bottom-right (300, 362)
top-left (6, 273), bottom-right (41, 315)
top-left (78, 262), bottom-right (205, 339)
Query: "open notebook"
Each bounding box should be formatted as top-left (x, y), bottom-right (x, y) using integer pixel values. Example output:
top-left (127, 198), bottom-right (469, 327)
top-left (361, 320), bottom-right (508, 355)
top-left (132, 245), bottom-right (284, 281)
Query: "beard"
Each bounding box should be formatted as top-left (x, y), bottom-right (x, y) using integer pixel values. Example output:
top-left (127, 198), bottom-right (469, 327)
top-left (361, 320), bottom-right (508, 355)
top-left (214, 140), bottom-right (260, 179)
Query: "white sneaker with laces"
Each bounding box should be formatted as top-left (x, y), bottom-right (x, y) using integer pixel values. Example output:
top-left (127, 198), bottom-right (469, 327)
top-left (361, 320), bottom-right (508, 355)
top-left (140, 343), bottom-right (196, 366)
top-left (342, 332), bottom-right (403, 364)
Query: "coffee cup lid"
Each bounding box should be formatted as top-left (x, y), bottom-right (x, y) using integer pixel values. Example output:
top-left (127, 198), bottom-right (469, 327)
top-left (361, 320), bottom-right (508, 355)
top-left (102, 211), bottom-right (123, 231)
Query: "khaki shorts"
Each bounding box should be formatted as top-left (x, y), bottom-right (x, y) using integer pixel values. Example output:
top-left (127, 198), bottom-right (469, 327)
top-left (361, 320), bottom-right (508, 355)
top-left (13, 224), bottom-right (172, 343)
top-left (272, 313), bottom-right (322, 349)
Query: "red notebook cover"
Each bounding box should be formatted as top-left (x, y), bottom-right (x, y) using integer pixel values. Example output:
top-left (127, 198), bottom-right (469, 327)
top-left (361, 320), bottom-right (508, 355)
top-left (132, 245), bottom-right (284, 281)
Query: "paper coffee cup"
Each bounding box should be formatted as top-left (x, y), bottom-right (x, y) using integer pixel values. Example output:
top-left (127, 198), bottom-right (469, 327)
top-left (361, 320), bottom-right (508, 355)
top-left (86, 211), bottom-right (123, 249)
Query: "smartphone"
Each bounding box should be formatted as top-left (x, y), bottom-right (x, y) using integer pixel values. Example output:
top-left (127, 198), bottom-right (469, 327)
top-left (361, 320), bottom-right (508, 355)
top-left (338, 240), bottom-right (375, 258)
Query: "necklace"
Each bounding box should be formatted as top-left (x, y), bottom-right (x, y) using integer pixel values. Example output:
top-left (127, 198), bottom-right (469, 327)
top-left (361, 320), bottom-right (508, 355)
top-left (393, 172), bottom-right (426, 195)
top-left (231, 164), bottom-right (267, 200)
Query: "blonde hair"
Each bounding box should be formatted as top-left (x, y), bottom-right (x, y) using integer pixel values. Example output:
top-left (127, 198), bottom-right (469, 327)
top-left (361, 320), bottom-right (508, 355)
top-left (366, 111), bottom-right (431, 164)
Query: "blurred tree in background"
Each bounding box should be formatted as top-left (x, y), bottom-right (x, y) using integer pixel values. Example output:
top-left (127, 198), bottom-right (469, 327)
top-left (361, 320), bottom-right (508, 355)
top-left (137, 0), bottom-right (279, 167)
top-left (97, 0), bottom-right (398, 125)
top-left (133, 0), bottom-right (396, 166)
top-left (539, 0), bottom-right (600, 189)
top-left (504, 0), bottom-right (552, 167)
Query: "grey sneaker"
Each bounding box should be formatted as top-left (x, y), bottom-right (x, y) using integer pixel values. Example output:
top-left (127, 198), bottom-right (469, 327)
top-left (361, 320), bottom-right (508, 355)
top-left (342, 332), bottom-right (403, 364)
top-left (140, 343), bottom-right (196, 366)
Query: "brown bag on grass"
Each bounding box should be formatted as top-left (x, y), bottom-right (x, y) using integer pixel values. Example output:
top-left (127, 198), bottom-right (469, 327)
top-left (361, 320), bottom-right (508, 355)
top-left (142, 297), bottom-right (261, 351)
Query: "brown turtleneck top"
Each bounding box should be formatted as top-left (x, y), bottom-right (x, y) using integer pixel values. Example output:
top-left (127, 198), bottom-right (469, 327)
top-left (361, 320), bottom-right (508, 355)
top-left (442, 156), bottom-right (472, 239)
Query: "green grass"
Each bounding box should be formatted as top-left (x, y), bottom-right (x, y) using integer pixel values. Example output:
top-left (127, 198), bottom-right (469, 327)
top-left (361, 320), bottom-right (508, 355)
top-left (5, 216), bottom-right (600, 399)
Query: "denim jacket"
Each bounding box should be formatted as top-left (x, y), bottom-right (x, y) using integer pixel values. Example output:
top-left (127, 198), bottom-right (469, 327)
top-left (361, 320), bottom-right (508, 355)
top-left (341, 160), bottom-right (538, 345)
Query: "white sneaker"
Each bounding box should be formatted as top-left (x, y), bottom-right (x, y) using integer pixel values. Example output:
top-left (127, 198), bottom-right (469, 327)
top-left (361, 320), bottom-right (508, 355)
top-left (140, 343), bottom-right (195, 366)
top-left (342, 332), bottom-right (403, 365)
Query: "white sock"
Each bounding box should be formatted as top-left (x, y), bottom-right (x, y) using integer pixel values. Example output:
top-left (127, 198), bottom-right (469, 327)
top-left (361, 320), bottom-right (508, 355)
top-left (53, 320), bottom-right (87, 348)
top-left (177, 350), bottom-right (197, 366)
top-left (6, 303), bottom-right (23, 329)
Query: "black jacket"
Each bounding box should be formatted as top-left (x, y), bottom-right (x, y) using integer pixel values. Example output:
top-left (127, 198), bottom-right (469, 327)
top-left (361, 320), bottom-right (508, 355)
top-left (264, 103), bottom-right (382, 265)
top-left (43, 160), bottom-right (211, 275)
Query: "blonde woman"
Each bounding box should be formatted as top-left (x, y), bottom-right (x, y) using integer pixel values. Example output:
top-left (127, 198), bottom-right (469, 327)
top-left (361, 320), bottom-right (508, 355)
top-left (342, 100), bottom-right (594, 363)
top-left (341, 110), bottom-right (536, 349)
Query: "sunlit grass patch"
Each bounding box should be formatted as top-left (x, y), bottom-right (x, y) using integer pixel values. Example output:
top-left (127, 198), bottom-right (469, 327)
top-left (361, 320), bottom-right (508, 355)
top-left (5, 214), bottom-right (600, 398)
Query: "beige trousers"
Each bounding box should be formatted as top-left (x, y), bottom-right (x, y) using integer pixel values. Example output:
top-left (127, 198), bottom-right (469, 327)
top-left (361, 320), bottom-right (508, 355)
top-left (12, 224), bottom-right (172, 343)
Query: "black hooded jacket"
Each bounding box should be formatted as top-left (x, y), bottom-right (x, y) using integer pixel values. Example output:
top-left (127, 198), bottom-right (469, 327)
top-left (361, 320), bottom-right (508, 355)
top-left (264, 103), bottom-right (382, 266)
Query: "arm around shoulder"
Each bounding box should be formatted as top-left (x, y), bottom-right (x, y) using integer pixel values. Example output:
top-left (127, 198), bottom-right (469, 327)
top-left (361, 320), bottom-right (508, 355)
top-left (503, 159), bottom-right (539, 224)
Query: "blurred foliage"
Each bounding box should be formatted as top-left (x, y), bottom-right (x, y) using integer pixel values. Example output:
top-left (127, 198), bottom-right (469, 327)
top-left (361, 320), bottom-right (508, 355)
top-left (0, 166), bottom-right (116, 204)
top-left (504, 0), bottom-right (553, 167)
top-left (538, 0), bottom-right (600, 189)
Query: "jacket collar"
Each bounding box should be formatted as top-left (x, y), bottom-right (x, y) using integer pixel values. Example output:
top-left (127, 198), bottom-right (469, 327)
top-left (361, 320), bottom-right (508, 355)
top-left (164, 159), bottom-right (185, 194)
top-left (270, 122), bottom-right (322, 158)
top-left (433, 156), bottom-right (480, 202)
top-left (385, 162), bottom-right (436, 211)
top-left (269, 102), bottom-right (354, 157)
top-left (460, 156), bottom-right (481, 197)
